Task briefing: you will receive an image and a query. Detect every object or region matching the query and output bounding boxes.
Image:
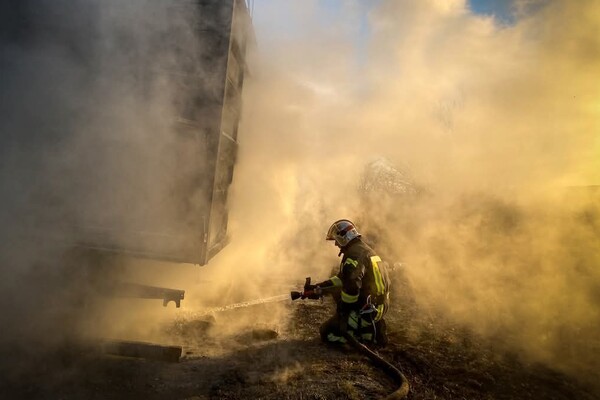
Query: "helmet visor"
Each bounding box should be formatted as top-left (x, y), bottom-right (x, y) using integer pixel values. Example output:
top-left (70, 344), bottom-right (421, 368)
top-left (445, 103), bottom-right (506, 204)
top-left (326, 223), bottom-right (338, 241)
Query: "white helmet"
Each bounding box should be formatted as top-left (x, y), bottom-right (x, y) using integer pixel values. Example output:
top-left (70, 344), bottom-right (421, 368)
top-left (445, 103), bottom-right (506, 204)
top-left (326, 219), bottom-right (361, 247)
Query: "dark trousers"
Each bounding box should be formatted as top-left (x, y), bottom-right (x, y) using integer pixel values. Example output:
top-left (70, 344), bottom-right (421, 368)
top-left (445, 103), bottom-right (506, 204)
top-left (319, 310), bottom-right (387, 345)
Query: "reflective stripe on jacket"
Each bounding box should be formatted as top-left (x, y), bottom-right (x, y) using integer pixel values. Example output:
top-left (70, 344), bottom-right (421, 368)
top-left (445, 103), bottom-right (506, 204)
top-left (335, 238), bottom-right (390, 319)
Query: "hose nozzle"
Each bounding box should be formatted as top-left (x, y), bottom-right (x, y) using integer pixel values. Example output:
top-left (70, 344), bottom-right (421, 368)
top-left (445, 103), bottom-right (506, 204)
top-left (290, 291), bottom-right (302, 300)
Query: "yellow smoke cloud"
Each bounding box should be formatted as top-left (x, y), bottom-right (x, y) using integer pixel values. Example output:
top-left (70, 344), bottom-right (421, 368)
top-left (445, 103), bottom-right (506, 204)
top-left (216, 0), bottom-right (600, 384)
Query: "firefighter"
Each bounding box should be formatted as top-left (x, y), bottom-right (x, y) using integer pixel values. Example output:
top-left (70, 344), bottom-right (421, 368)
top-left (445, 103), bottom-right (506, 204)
top-left (312, 219), bottom-right (391, 346)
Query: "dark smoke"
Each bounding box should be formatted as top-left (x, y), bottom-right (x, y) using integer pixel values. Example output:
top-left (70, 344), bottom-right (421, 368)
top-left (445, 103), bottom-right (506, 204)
top-left (0, 0), bottom-right (219, 352)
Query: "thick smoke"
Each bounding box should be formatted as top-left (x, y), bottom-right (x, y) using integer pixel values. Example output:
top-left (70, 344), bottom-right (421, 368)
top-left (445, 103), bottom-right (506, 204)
top-left (0, 0), bottom-right (213, 348)
top-left (222, 0), bottom-right (600, 386)
top-left (0, 0), bottom-right (598, 390)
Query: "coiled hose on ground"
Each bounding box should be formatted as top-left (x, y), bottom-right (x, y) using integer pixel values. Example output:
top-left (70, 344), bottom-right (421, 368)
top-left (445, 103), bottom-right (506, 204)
top-left (342, 331), bottom-right (410, 399)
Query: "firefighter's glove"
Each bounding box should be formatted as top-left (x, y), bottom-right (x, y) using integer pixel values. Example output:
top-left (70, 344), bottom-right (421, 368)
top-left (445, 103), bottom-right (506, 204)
top-left (302, 284), bottom-right (322, 300)
top-left (310, 282), bottom-right (328, 295)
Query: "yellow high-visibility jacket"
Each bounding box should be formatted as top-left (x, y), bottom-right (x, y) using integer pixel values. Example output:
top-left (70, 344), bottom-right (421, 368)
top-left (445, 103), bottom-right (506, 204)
top-left (318, 238), bottom-right (390, 319)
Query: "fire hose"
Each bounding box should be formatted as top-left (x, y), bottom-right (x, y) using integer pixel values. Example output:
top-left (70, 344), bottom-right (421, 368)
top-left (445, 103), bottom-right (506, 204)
top-left (291, 278), bottom-right (410, 399)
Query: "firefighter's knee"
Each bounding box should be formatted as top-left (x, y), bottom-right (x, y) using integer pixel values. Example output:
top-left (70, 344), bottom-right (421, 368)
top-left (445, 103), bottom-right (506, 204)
top-left (320, 315), bottom-right (346, 343)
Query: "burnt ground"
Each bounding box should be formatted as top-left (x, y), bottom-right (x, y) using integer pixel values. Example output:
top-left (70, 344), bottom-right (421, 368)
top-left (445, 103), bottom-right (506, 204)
top-left (1, 284), bottom-right (599, 400)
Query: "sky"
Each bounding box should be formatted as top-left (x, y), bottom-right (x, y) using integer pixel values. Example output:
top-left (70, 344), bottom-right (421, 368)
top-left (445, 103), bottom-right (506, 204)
top-left (252, 0), bottom-right (516, 37)
top-left (469, 0), bottom-right (512, 21)
top-left (250, 0), bottom-right (530, 74)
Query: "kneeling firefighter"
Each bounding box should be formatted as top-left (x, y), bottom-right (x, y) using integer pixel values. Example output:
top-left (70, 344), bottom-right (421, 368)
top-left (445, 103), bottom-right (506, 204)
top-left (310, 219), bottom-right (391, 346)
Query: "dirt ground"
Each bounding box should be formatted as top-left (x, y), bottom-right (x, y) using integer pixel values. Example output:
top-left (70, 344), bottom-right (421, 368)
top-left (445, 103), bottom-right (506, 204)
top-left (1, 278), bottom-right (598, 400)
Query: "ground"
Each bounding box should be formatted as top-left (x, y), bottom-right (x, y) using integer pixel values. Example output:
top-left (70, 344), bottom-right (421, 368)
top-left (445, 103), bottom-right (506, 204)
top-left (1, 279), bottom-right (598, 400)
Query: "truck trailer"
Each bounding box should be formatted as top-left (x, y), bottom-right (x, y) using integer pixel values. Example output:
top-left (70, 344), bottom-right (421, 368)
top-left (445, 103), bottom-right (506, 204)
top-left (0, 0), bottom-right (253, 269)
